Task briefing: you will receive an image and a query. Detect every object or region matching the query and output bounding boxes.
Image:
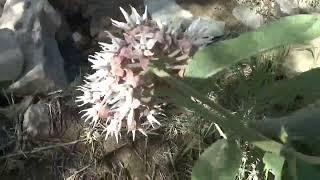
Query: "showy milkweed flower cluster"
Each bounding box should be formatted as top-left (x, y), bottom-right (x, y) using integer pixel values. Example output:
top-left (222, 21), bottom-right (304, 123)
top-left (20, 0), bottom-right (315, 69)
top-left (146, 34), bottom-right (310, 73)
top-left (76, 6), bottom-right (216, 142)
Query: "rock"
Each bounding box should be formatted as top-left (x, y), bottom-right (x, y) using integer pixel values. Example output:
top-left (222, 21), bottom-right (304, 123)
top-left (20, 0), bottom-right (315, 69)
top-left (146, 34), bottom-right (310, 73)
top-left (0, 0), bottom-right (5, 16)
top-left (72, 32), bottom-right (82, 44)
top-left (145, 0), bottom-right (193, 25)
top-left (275, 0), bottom-right (320, 15)
top-left (85, 0), bottom-right (114, 37)
top-left (232, 6), bottom-right (264, 29)
top-left (176, 0), bottom-right (245, 34)
top-left (192, 18), bottom-right (225, 37)
top-left (283, 47), bottom-right (316, 77)
top-left (275, 0), bottom-right (299, 15)
top-left (85, 0), bottom-right (143, 38)
top-left (0, 28), bottom-right (23, 82)
top-left (283, 38), bottom-right (320, 78)
top-left (146, 0), bottom-right (225, 37)
top-left (0, 0), bottom-right (67, 95)
top-left (23, 101), bottom-right (50, 137)
top-left (55, 14), bottom-right (87, 82)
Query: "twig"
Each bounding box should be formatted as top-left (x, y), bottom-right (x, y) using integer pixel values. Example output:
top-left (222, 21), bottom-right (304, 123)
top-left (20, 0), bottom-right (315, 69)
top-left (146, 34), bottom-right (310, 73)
top-left (0, 139), bottom-right (85, 160)
top-left (214, 123), bottom-right (227, 139)
top-left (66, 164), bottom-right (91, 180)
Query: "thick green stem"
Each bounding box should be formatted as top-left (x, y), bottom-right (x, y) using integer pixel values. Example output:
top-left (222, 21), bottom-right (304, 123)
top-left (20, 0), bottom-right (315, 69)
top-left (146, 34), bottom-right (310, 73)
top-left (150, 67), bottom-right (283, 153)
top-left (150, 67), bottom-right (320, 165)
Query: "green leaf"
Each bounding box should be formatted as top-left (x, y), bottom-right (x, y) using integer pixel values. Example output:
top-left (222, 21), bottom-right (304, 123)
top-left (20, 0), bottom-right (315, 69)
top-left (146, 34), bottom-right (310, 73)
top-left (296, 159), bottom-right (320, 180)
top-left (186, 15), bottom-right (320, 79)
top-left (254, 68), bottom-right (320, 117)
top-left (263, 152), bottom-right (285, 180)
top-left (192, 139), bottom-right (241, 180)
top-left (151, 67), bottom-right (284, 155)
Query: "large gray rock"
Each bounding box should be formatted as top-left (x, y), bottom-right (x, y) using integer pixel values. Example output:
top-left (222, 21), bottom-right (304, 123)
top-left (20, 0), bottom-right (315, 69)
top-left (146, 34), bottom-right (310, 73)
top-left (0, 28), bottom-right (23, 82)
top-left (0, 0), bottom-right (67, 95)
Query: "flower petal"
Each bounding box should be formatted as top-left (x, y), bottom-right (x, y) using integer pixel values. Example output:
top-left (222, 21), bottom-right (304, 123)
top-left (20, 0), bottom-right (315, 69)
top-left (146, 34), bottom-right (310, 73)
top-left (130, 5), bottom-right (142, 25)
top-left (139, 57), bottom-right (149, 70)
top-left (142, 6), bottom-right (148, 20)
top-left (111, 19), bottom-right (130, 30)
top-left (120, 7), bottom-right (134, 27)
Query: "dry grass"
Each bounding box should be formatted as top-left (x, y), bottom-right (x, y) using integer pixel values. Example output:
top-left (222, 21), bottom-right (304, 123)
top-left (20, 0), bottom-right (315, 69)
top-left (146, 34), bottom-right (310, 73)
top-left (2, 0), bottom-right (318, 179)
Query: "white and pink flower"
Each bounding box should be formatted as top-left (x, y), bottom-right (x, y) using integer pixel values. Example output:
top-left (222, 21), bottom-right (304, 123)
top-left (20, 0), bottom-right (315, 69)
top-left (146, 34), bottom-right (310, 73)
top-left (77, 6), bottom-right (216, 142)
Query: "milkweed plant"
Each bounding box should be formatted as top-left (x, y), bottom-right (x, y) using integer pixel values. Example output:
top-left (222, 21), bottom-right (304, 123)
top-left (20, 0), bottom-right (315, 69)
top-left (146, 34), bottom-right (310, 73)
top-left (76, 6), bottom-right (217, 142)
top-left (75, 5), bottom-right (320, 180)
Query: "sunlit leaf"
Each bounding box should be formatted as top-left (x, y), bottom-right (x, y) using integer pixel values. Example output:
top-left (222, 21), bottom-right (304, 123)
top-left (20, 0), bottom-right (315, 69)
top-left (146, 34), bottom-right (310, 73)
top-left (186, 15), bottom-right (320, 80)
top-left (263, 152), bottom-right (285, 180)
top-left (255, 68), bottom-right (320, 117)
top-left (151, 68), bottom-right (284, 155)
top-left (192, 139), bottom-right (241, 180)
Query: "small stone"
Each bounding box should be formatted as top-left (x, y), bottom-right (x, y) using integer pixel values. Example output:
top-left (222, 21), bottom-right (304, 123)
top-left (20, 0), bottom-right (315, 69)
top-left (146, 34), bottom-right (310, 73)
top-left (283, 43), bottom-right (320, 77)
top-left (145, 0), bottom-right (225, 37)
top-left (232, 6), bottom-right (264, 29)
top-left (145, 0), bottom-right (193, 25)
top-left (23, 101), bottom-right (50, 137)
top-left (275, 0), bottom-right (299, 15)
top-left (72, 32), bottom-right (82, 43)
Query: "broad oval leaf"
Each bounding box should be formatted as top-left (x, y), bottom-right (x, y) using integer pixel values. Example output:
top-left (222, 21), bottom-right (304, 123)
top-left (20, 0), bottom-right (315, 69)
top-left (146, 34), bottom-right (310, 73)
top-left (186, 15), bottom-right (320, 79)
top-left (192, 139), bottom-right (241, 180)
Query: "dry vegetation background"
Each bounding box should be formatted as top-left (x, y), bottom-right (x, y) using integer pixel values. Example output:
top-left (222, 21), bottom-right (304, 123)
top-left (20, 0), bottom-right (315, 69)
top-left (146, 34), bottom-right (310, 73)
top-left (0, 0), bottom-right (319, 179)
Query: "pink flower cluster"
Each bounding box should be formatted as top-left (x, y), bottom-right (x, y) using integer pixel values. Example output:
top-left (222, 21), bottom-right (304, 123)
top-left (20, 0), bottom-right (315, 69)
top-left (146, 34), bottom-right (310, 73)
top-left (76, 6), bottom-right (215, 142)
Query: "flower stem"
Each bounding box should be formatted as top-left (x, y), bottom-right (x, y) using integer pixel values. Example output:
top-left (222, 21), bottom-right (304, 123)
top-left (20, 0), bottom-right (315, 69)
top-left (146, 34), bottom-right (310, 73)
top-left (151, 67), bottom-right (320, 164)
top-left (150, 67), bottom-right (284, 153)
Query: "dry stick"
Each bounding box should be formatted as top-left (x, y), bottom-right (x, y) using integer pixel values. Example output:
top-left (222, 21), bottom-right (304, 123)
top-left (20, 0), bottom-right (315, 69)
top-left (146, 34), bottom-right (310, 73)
top-left (150, 67), bottom-right (320, 164)
top-left (0, 139), bottom-right (85, 160)
top-left (66, 164), bottom-right (91, 180)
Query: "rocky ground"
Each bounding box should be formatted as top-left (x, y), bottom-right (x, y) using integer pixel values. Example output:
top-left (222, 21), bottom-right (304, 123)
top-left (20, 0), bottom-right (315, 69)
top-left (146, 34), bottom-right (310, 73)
top-left (0, 0), bottom-right (319, 179)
